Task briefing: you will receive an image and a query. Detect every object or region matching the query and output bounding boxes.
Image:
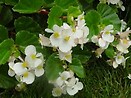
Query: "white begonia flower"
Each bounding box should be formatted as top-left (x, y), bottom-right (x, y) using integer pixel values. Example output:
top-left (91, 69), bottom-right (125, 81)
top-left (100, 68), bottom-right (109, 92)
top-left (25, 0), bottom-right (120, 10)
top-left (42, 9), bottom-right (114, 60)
top-left (113, 61), bottom-right (118, 68)
top-left (56, 71), bottom-right (72, 86)
top-left (115, 54), bottom-right (125, 64)
top-left (76, 12), bottom-right (85, 28)
top-left (101, 25), bottom-right (114, 43)
top-left (98, 38), bottom-right (109, 49)
top-left (58, 50), bottom-right (72, 63)
top-left (39, 34), bottom-right (51, 47)
top-left (127, 74), bottom-right (131, 79)
top-left (47, 25), bottom-right (63, 47)
top-left (66, 78), bottom-right (83, 96)
top-left (91, 35), bottom-right (99, 43)
top-left (107, 0), bottom-right (120, 4)
top-left (116, 39), bottom-right (131, 53)
top-left (95, 48), bottom-right (104, 58)
top-left (8, 62), bottom-right (15, 77)
top-left (20, 71), bottom-right (35, 84)
top-left (59, 29), bottom-right (75, 53)
top-left (52, 87), bottom-right (63, 97)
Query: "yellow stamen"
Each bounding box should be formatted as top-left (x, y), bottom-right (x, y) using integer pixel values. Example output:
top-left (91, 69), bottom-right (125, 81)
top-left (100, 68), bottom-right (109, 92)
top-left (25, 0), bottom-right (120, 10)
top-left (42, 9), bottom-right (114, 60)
top-left (23, 72), bottom-right (28, 77)
top-left (65, 54), bottom-right (71, 59)
top-left (22, 62), bottom-right (28, 68)
top-left (72, 28), bottom-right (76, 32)
top-left (54, 32), bottom-right (60, 38)
top-left (31, 54), bottom-right (36, 59)
top-left (118, 56), bottom-right (122, 59)
top-left (105, 31), bottom-right (110, 34)
top-left (37, 66), bottom-right (43, 69)
top-left (64, 36), bottom-right (70, 41)
top-left (123, 39), bottom-right (128, 44)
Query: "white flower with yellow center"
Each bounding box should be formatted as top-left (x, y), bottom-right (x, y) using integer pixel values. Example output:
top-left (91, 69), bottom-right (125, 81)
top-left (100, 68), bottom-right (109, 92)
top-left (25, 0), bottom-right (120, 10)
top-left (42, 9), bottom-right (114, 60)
top-left (115, 54), bottom-right (124, 64)
top-left (66, 78), bottom-right (83, 96)
top-left (56, 71), bottom-right (72, 87)
top-left (58, 50), bottom-right (72, 63)
top-left (45, 25), bottom-right (62, 47)
top-left (116, 39), bottom-right (131, 53)
top-left (52, 87), bottom-right (63, 97)
top-left (39, 34), bottom-right (51, 47)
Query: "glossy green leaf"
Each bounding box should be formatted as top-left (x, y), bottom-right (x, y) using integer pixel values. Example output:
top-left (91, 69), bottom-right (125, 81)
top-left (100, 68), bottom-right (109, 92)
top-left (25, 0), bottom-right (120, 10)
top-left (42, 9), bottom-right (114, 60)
top-left (13, 0), bottom-right (44, 13)
top-left (69, 58), bottom-right (85, 78)
top-left (0, 6), bottom-right (13, 25)
top-left (14, 16), bottom-right (42, 34)
top-left (97, 4), bottom-right (121, 31)
top-left (55, 0), bottom-right (77, 9)
top-left (105, 45), bottom-right (115, 58)
top-left (0, 74), bottom-right (17, 89)
top-left (4, 0), bottom-right (19, 6)
top-left (47, 6), bottom-right (63, 28)
top-left (0, 39), bottom-right (14, 65)
top-left (0, 25), bottom-right (8, 42)
top-left (85, 10), bottom-right (100, 39)
top-left (15, 31), bottom-right (39, 52)
top-left (45, 53), bottom-right (64, 80)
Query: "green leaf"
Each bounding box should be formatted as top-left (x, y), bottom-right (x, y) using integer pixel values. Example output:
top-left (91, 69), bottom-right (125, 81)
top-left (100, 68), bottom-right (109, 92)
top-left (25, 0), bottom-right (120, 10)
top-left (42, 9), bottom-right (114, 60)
top-left (67, 6), bottom-right (81, 25)
top-left (97, 4), bottom-right (121, 31)
top-left (15, 31), bottom-right (39, 52)
top-left (47, 6), bottom-right (63, 28)
top-left (14, 16), bottom-right (42, 34)
top-left (45, 53), bottom-right (64, 80)
top-left (4, 0), bottom-right (19, 6)
top-left (0, 6), bottom-right (13, 25)
top-left (0, 25), bottom-right (8, 42)
top-left (105, 45), bottom-right (115, 58)
top-left (55, 0), bottom-right (77, 9)
top-left (0, 39), bottom-right (14, 65)
top-left (0, 74), bottom-right (17, 89)
top-left (69, 58), bottom-right (85, 78)
top-left (85, 10), bottom-right (101, 39)
top-left (13, 0), bottom-right (44, 13)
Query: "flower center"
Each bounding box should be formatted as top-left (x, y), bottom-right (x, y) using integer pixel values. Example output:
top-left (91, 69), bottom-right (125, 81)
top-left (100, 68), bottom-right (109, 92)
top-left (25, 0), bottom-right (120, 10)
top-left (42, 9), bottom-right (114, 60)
top-left (54, 32), bottom-right (60, 38)
top-left (22, 62), bottom-right (28, 68)
top-left (64, 36), bottom-right (70, 42)
top-left (31, 54), bottom-right (36, 59)
top-left (105, 31), bottom-right (110, 35)
top-left (117, 55), bottom-right (122, 59)
top-left (123, 39), bottom-right (128, 44)
top-left (37, 66), bottom-right (43, 69)
top-left (23, 72), bottom-right (28, 77)
top-left (65, 54), bottom-right (71, 59)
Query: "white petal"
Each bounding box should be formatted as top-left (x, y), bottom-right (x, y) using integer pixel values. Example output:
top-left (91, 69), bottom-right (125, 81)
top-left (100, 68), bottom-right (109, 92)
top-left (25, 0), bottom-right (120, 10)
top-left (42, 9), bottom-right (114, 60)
top-left (104, 25), bottom-right (113, 31)
top-left (91, 35), bottom-right (98, 43)
top-left (13, 63), bottom-right (27, 75)
top-left (113, 61), bottom-right (118, 68)
top-left (61, 71), bottom-right (72, 79)
top-left (98, 38), bottom-right (106, 48)
top-left (76, 82), bottom-right (83, 90)
top-left (50, 35), bottom-right (61, 47)
top-left (66, 86), bottom-right (78, 95)
top-left (25, 45), bottom-right (36, 56)
top-left (66, 77), bottom-right (76, 87)
top-left (53, 25), bottom-right (62, 32)
top-left (35, 68), bottom-right (44, 77)
top-left (102, 33), bottom-right (114, 42)
top-left (45, 28), bottom-right (53, 33)
top-left (8, 69), bottom-right (15, 77)
top-left (56, 77), bottom-right (64, 86)
top-left (22, 72), bottom-right (35, 84)
top-left (34, 59), bottom-right (42, 67)
top-left (116, 55), bottom-right (124, 64)
top-left (52, 87), bottom-right (62, 97)
top-left (62, 23), bottom-right (71, 29)
top-left (127, 74), bottom-right (131, 79)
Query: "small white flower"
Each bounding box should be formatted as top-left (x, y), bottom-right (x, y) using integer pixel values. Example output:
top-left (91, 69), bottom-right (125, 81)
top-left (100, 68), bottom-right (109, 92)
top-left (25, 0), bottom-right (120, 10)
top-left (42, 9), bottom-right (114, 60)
top-left (115, 54), bottom-right (124, 64)
top-left (52, 87), bottom-right (63, 97)
top-left (39, 34), bottom-right (51, 47)
top-left (127, 74), bottom-right (131, 79)
top-left (58, 50), bottom-right (72, 63)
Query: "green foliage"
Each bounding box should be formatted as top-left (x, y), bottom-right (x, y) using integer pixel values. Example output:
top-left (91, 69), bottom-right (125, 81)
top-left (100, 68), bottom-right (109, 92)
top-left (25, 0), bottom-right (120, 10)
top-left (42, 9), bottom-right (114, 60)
top-left (55, 0), bottom-right (77, 9)
top-left (45, 53), bottom-right (64, 80)
top-left (14, 16), bottom-right (42, 34)
top-left (0, 6), bottom-right (13, 25)
top-left (85, 10), bottom-right (101, 39)
top-left (97, 4), bottom-right (121, 31)
top-left (0, 25), bottom-right (8, 42)
top-left (15, 31), bottom-right (39, 52)
top-left (0, 39), bottom-right (14, 65)
top-left (105, 45), bottom-right (115, 58)
top-left (3, 0), bottom-right (19, 6)
top-left (69, 58), bottom-right (85, 78)
top-left (47, 6), bottom-right (63, 28)
top-left (13, 0), bottom-right (44, 13)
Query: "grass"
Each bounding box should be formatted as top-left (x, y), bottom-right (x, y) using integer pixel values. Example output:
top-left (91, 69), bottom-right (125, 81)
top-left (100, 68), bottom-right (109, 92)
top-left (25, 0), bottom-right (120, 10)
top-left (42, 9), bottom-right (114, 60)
top-left (0, 57), bottom-right (131, 98)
